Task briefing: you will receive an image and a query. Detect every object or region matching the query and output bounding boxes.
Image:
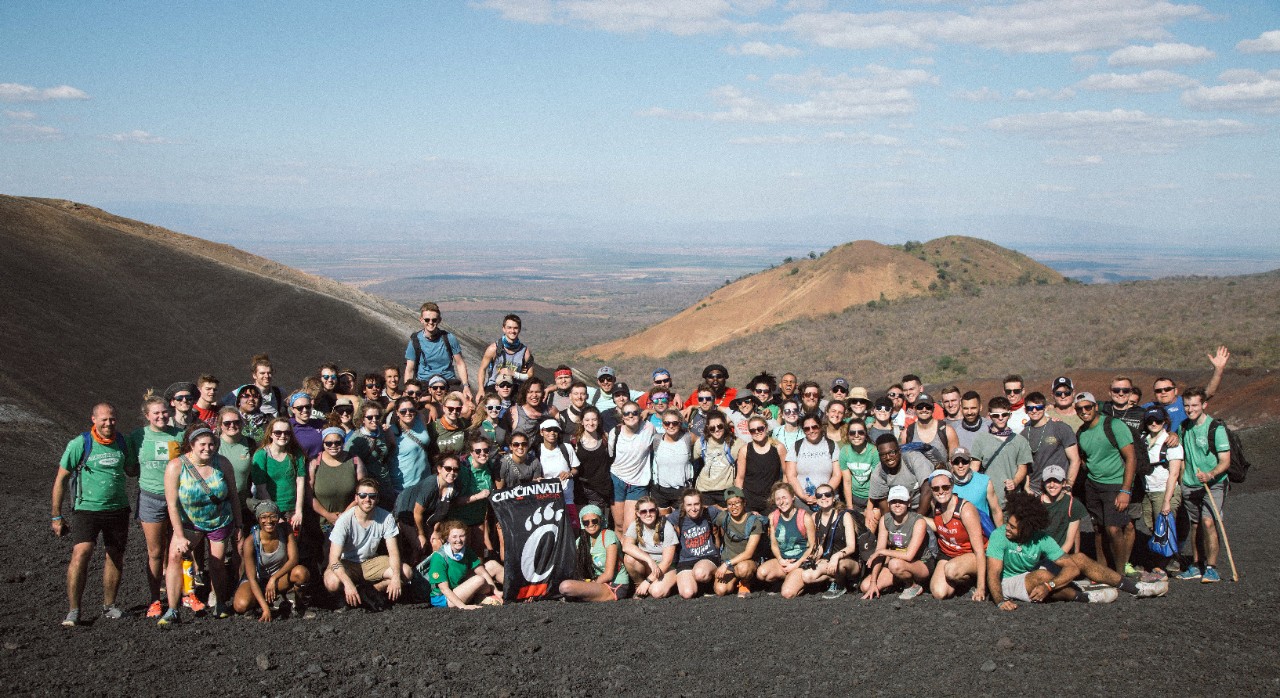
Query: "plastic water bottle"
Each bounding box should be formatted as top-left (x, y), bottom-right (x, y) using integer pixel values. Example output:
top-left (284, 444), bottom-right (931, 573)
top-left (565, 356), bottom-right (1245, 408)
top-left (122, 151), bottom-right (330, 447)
top-left (804, 477), bottom-right (816, 498)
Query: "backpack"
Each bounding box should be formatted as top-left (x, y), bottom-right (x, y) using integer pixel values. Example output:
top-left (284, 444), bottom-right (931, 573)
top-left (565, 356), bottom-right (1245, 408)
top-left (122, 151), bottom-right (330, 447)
top-left (1182, 418), bottom-right (1251, 484)
top-left (1077, 417), bottom-right (1152, 479)
top-left (649, 432), bottom-right (695, 487)
top-left (767, 508), bottom-right (809, 539)
top-left (410, 329), bottom-right (458, 374)
top-left (903, 422), bottom-right (952, 467)
top-left (695, 440), bottom-right (735, 492)
top-left (71, 431), bottom-right (126, 511)
top-left (1148, 510), bottom-right (1179, 557)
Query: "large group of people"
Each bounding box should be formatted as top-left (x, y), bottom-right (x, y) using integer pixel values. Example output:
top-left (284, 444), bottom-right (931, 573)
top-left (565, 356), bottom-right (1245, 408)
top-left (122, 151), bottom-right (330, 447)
top-left (52, 304), bottom-right (1239, 626)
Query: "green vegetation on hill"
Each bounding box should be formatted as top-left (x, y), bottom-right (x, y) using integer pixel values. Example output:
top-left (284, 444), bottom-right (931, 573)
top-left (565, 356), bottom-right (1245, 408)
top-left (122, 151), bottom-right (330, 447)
top-left (581, 271), bottom-right (1280, 391)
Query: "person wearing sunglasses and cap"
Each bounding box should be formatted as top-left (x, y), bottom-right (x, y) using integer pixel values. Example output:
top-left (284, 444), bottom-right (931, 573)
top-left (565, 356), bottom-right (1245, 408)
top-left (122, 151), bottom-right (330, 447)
top-left (1045, 377), bottom-right (1083, 430)
top-left (900, 395), bottom-right (959, 469)
top-left (536, 418), bottom-right (581, 520)
top-left (925, 469), bottom-right (987, 601)
top-left (324, 397), bottom-right (357, 437)
top-left (949, 447), bottom-right (1002, 528)
top-left (324, 478), bottom-right (411, 611)
top-left (711, 487), bottom-right (765, 597)
top-left (560, 505), bottom-right (632, 602)
top-left (1074, 391), bottom-right (1138, 578)
top-left (685, 364), bottom-right (736, 410)
top-left (868, 397), bottom-right (897, 444)
top-left (1039, 465), bottom-right (1086, 556)
top-left (861, 485), bottom-right (930, 601)
top-left (728, 392), bottom-right (767, 441)
top-left (233, 500), bottom-right (309, 622)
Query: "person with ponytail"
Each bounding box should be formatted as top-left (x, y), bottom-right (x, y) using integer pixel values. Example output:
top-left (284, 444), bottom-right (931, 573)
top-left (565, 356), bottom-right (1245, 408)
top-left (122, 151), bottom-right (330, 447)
top-left (420, 520), bottom-right (503, 609)
top-left (558, 505), bottom-right (632, 602)
top-left (127, 391), bottom-right (181, 618)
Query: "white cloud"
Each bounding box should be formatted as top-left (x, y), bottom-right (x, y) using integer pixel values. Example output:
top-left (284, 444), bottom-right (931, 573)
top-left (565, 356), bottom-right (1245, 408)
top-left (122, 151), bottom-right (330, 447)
top-left (1214, 172), bottom-right (1252, 181)
top-left (782, 0), bottom-right (1205, 54)
top-left (1237, 30), bottom-right (1280, 54)
top-left (1107, 42), bottom-right (1214, 67)
top-left (936, 136), bottom-right (965, 149)
top-left (728, 131), bottom-right (901, 145)
top-left (1182, 70), bottom-right (1280, 114)
top-left (3, 109), bottom-right (37, 120)
top-left (103, 130), bottom-right (172, 144)
top-left (1013, 87), bottom-right (1076, 100)
top-left (475, 0), bottom-right (770, 35)
top-left (725, 41), bottom-right (802, 58)
top-left (0, 82), bottom-right (89, 102)
top-left (1072, 55), bottom-right (1100, 71)
top-left (988, 109), bottom-right (1254, 154)
top-left (1045, 154), bottom-right (1104, 166)
top-left (647, 65), bottom-right (937, 123)
top-left (2, 123), bottom-right (63, 141)
top-left (1077, 69), bottom-right (1198, 93)
top-left (823, 131), bottom-right (901, 145)
top-left (954, 86), bottom-right (1001, 102)
top-left (1036, 184), bottom-right (1076, 192)
top-left (729, 134), bottom-right (807, 144)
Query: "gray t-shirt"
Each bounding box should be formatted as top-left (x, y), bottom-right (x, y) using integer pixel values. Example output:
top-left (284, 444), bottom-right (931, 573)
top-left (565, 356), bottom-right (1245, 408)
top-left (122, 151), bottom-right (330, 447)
top-left (867, 450), bottom-right (934, 507)
top-left (1023, 419), bottom-right (1078, 493)
top-left (330, 507), bottom-right (399, 563)
top-left (971, 432), bottom-right (1032, 508)
top-left (624, 520), bottom-right (679, 562)
top-left (947, 418), bottom-right (990, 453)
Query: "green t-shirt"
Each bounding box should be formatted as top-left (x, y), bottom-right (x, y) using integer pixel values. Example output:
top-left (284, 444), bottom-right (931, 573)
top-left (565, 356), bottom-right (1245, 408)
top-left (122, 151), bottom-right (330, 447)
top-left (218, 436), bottom-right (255, 504)
top-left (986, 525), bottom-right (1064, 578)
top-left (425, 548), bottom-right (481, 598)
top-left (450, 459), bottom-right (494, 526)
top-left (839, 442), bottom-right (880, 500)
top-left (1179, 417), bottom-right (1230, 487)
top-left (128, 425), bottom-right (181, 495)
top-left (1044, 494), bottom-right (1086, 548)
top-left (60, 434), bottom-right (137, 512)
top-left (591, 529), bottom-right (630, 585)
top-left (250, 449), bottom-right (304, 513)
top-left (1077, 418), bottom-right (1133, 485)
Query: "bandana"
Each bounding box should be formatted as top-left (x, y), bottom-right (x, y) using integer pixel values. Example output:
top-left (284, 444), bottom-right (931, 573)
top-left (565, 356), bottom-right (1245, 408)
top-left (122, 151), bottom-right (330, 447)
top-left (446, 547), bottom-right (465, 562)
top-left (499, 335), bottom-right (525, 354)
top-left (988, 424), bottom-right (1013, 438)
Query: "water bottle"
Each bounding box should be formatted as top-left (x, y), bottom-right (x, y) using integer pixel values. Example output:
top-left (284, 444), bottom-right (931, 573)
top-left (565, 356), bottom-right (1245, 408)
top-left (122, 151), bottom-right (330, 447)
top-left (181, 555), bottom-right (195, 595)
top-left (804, 477), bottom-right (816, 498)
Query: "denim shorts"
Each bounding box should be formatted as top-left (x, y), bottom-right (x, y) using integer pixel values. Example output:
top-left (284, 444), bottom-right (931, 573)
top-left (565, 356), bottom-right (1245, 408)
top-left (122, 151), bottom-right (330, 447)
top-left (611, 474), bottom-right (649, 502)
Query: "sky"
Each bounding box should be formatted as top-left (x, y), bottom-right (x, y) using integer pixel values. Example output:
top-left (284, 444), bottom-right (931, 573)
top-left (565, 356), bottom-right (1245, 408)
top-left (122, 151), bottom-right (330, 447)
top-left (2, 1), bottom-right (1279, 253)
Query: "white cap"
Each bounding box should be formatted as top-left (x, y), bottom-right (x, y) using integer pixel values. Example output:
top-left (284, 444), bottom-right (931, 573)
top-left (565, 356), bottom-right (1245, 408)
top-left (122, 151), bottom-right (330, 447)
top-left (887, 485), bottom-right (911, 503)
top-left (538, 419), bottom-right (562, 431)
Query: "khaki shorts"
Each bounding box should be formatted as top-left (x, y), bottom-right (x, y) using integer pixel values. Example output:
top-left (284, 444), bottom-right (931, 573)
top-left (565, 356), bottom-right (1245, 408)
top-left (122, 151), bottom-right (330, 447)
top-left (1141, 487), bottom-right (1182, 531)
top-left (342, 555), bottom-right (391, 583)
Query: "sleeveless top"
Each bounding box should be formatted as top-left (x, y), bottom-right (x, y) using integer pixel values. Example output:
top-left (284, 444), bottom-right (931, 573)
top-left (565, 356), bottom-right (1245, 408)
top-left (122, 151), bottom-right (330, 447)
top-left (178, 456), bottom-right (232, 532)
top-left (509, 405), bottom-right (542, 442)
top-left (313, 456), bottom-right (358, 515)
top-left (743, 443), bottom-right (782, 507)
top-left (884, 511), bottom-right (924, 559)
top-left (575, 438), bottom-right (613, 496)
top-left (773, 509), bottom-right (807, 560)
top-left (933, 498), bottom-right (975, 559)
top-left (904, 422), bottom-right (949, 466)
top-left (252, 527), bottom-right (287, 578)
top-left (485, 343), bottom-right (530, 387)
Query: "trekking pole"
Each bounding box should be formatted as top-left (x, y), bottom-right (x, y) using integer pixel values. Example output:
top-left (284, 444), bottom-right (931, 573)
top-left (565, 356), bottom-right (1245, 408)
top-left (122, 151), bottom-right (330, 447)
top-left (1202, 484), bottom-right (1239, 582)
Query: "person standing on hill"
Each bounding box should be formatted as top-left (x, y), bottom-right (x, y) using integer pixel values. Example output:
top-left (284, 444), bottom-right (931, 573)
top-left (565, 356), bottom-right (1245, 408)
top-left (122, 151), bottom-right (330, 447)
top-left (939, 386), bottom-right (963, 424)
top-left (221, 354), bottom-right (284, 419)
top-left (1045, 377), bottom-right (1082, 429)
top-left (129, 394), bottom-right (182, 618)
top-left (949, 391), bottom-right (988, 453)
top-left (52, 403), bottom-right (138, 627)
top-left (545, 366), bottom-right (575, 413)
top-left (1144, 346), bottom-right (1230, 433)
top-left (1002, 375), bottom-right (1029, 434)
top-left (1074, 392), bottom-right (1137, 577)
top-left (901, 395), bottom-right (959, 467)
top-left (686, 364), bottom-right (736, 410)
top-left (478, 314), bottom-right (535, 393)
top-left (193, 375), bottom-right (220, 428)
top-left (381, 365), bottom-right (403, 405)
top-left (900, 375), bottom-right (944, 426)
top-left (775, 373), bottom-right (799, 408)
top-left (404, 302), bottom-right (472, 403)
top-left (969, 397), bottom-right (1031, 510)
top-left (1021, 392), bottom-right (1080, 495)
top-left (1175, 387), bottom-right (1232, 584)
top-left (166, 381), bottom-right (197, 430)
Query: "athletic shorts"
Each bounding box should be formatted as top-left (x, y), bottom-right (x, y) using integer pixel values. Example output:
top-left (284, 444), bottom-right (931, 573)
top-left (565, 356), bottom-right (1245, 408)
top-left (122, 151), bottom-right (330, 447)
top-left (341, 555), bottom-right (391, 583)
top-left (608, 583), bottom-right (633, 600)
top-left (1182, 481), bottom-right (1226, 524)
top-left (676, 557), bottom-right (720, 572)
top-left (1001, 572), bottom-right (1034, 603)
top-left (430, 594), bottom-right (449, 608)
top-left (185, 523), bottom-right (235, 543)
top-left (70, 508), bottom-right (130, 549)
top-left (1084, 480), bottom-right (1131, 529)
top-left (651, 485), bottom-right (685, 510)
top-left (611, 474), bottom-right (649, 502)
top-left (136, 488), bottom-right (168, 524)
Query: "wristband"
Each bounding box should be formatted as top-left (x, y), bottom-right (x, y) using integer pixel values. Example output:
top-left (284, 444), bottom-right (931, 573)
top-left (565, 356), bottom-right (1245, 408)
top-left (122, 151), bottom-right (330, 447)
top-left (51, 515), bottom-right (62, 521)
top-left (1119, 489), bottom-right (1131, 495)
top-left (330, 563), bottom-right (343, 571)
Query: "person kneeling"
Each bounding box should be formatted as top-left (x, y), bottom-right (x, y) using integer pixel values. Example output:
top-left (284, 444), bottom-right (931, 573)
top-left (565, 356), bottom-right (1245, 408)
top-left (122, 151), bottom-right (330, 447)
top-left (861, 486), bottom-right (932, 600)
top-left (422, 520), bottom-right (503, 609)
top-left (559, 505), bottom-right (632, 602)
top-left (712, 487), bottom-right (765, 598)
top-left (234, 500), bottom-right (310, 621)
top-left (925, 469), bottom-right (987, 602)
top-left (810, 485), bottom-right (862, 599)
top-left (324, 478), bottom-right (411, 611)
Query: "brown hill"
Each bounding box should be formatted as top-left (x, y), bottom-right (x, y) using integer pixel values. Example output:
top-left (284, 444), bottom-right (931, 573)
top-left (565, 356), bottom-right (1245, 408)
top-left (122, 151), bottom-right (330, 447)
top-left (585, 236), bottom-right (1064, 360)
top-left (0, 196), bottom-right (489, 434)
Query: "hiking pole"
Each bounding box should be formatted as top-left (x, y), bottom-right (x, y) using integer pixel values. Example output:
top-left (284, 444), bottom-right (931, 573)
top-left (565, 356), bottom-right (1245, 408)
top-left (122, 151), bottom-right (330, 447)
top-left (1202, 484), bottom-right (1239, 582)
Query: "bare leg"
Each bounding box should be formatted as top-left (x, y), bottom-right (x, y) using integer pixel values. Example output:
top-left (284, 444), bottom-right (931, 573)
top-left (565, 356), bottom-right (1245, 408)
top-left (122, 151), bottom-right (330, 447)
top-left (141, 521), bottom-right (168, 602)
top-left (66, 542), bottom-right (94, 611)
top-left (102, 545), bottom-right (125, 607)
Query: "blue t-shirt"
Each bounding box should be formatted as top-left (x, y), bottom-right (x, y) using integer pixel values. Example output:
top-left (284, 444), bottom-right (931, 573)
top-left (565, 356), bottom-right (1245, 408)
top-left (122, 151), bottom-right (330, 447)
top-left (953, 472), bottom-right (992, 516)
top-left (1143, 396), bottom-right (1187, 433)
top-left (405, 330), bottom-right (462, 382)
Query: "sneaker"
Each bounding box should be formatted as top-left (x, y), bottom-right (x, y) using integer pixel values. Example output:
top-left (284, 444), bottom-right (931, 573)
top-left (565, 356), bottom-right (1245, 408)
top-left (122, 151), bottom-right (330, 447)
top-left (1081, 587), bottom-right (1119, 604)
top-left (1135, 579), bottom-right (1169, 598)
top-left (1124, 563), bottom-right (1139, 578)
top-left (736, 582), bottom-right (750, 598)
top-left (157, 608), bottom-right (180, 627)
top-left (212, 603), bottom-right (232, 619)
top-left (1176, 565), bottom-right (1202, 581)
top-left (1165, 559), bottom-right (1182, 575)
top-left (146, 601), bottom-right (164, 619)
top-left (101, 605), bottom-right (124, 620)
top-left (899, 583), bottom-right (923, 601)
top-left (822, 582), bottom-right (847, 600)
top-left (61, 609), bottom-right (80, 628)
top-left (1140, 570), bottom-right (1167, 583)
top-left (1201, 566), bottom-right (1221, 584)
top-left (181, 592), bottom-right (206, 613)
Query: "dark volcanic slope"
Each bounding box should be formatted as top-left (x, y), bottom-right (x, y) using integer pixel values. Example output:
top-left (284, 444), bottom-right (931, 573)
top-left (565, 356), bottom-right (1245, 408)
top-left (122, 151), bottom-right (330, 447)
top-left (0, 195), bottom-right (413, 433)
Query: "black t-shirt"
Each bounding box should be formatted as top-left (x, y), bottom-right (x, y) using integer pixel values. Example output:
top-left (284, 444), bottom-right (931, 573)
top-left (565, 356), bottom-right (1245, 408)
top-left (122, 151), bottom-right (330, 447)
top-left (575, 440), bottom-right (614, 496)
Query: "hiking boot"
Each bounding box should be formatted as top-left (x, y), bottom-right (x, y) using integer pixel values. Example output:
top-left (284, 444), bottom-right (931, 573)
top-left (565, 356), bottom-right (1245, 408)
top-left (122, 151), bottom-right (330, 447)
top-left (1176, 565), bottom-right (1202, 581)
top-left (1081, 587), bottom-right (1118, 604)
top-left (157, 608), bottom-right (180, 627)
top-left (146, 600), bottom-right (164, 619)
top-left (182, 592), bottom-right (206, 613)
top-left (1135, 579), bottom-right (1169, 598)
top-left (101, 605), bottom-right (124, 620)
top-left (1201, 566), bottom-right (1221, 584)
top-left (899, 583), bottom-right (923, 601)
top-left (822, 582), bottom-right (847, 600)
top-left (61, 609), bottom-right (80, 628)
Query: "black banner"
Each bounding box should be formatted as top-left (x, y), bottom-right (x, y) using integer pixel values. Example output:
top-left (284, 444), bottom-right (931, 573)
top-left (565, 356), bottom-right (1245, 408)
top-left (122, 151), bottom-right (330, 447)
top-left (490, 478), bottom-right (576, 603)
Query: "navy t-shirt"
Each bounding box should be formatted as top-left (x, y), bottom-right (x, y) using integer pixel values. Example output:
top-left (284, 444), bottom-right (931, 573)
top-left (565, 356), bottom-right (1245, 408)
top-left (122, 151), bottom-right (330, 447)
top-left (666, 505), bottom-right (723, 564)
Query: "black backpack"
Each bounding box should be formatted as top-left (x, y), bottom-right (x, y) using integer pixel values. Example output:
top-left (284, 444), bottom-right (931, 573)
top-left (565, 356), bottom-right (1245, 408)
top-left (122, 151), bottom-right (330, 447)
top-left (409, 330), bottom-right (458, 371)
top-left (1077, 417), bottom-right (1152, 479)
top-left (1181, 418), bottom-right (1251, 484)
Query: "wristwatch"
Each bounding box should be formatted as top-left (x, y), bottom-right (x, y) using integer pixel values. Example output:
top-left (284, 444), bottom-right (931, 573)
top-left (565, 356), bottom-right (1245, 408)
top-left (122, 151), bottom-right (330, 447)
top-left (1045, 580), bottom-right (1056, 590)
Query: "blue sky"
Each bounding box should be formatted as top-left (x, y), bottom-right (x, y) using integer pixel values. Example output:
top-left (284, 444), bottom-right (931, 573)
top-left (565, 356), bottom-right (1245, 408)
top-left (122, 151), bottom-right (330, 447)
top-left (2, 1), bottom-right (1279, 251)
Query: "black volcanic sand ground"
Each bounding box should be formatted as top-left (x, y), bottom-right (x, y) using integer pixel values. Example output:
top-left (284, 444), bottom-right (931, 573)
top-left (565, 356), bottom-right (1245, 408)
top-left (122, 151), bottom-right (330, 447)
top-left (0, 425), bottom-right (1276, 696)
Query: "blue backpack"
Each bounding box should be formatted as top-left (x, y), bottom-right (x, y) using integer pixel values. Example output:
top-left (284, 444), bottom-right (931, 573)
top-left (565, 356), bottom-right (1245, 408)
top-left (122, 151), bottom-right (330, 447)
top-left (1148, 511), bottom-right (1179, 558)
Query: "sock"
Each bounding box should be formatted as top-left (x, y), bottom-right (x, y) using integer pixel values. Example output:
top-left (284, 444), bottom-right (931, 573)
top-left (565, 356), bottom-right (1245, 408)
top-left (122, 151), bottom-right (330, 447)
top-left (1118, 579), bottom-right (1139, 595)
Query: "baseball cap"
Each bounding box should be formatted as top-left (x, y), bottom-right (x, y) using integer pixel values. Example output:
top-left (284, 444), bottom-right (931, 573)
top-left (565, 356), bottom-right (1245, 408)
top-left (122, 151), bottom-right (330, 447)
top-left (1144, 405), bottom-right (1169, 423)
top-left (596, 367), bottom-right (616, 379)
top-left (915, 395), bottom-right (934, 409)
top-left (1052, 376), bottom-right (1073, 392)
top-left (1043, 465), bottom-right (1067, 482)
top-left (611, 382), bottom-right (630, 397)
top-left (538, 419), bottom-right (562, 431)
top-left (887, 485), bottom-right (911, 503)
top-left (831, 377), bottom-right (850, 391)
top-left (1074, 391), bottom-right (1097, 406)
top-left (724, 486), bottom-right (745, 502)
top-left (873, 396), bottom-right (894, 411)
top-left (949, 446), bottom-right (972, 462)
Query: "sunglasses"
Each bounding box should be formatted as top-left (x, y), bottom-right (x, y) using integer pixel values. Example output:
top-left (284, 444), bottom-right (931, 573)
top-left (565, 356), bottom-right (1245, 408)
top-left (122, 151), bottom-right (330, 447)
top-left (1154, 386), bottom-right (1176, 394)
top-left (485, 405), bottom-right (502, 412)
top-left (172, 395), bottom-right (193, 402)
top-left (404, 391), bottom-right (420, 398)
top-left (697, 395), bottom-right (713, 403)
top-left (222, 420), bottom-right (242, 427)
top-left (443, 405), bottom-right (462, 412)
top-left (293, 404), bottom-right (312, 410)
top-left (1110, 387), bottom-right (1132, 394)
top-left (1075, 404), bottom-right (1097, 412)
top-left (663, 421), bottom-right (681, 427)
top-left (653, 396), bottom-right (669, 402)
top-left (989, 412), bottom-right (1010, 419)
top-left (472, 447), bottom-right (490, 455)
top-left (654, 378), bottom-right (671, 385)
top-left (915, 403), bottom-right (932, 411)
top-left (874, 406), bottom-right (890, 412)
top-left (1005, 388), bottom-right (1023, 395)
top-left (320, 374), bottom-right (337, 380)
top-left (802, 425), bottom-right (821, 432)
top-left (886, 392), bottom-right (902, 399)
top-left (802, 392), bottom-right (820, 398)
top-left (951, 458), bottom-right (971, 465)
top-left (637, 507), bottom-right (657, 515)
top-left (815, 491), bottom-right (835, 499)
top-left (398, 408), bottom-right (417, 415)
top-left (510, 442), bottom-right (528, 448)
top-left (754, 388), bottom-right (771, 394)
top-left (782, 408), bottom-right (798, 415)
top-left (440, 466), bottom-right (460, 473)
top-left (335, 406), bottom-right (354, 415)
top-left (581, 518), bottom-right (601, 526)
top-left (705, 373), bottom-right (726, 380)
top-left (355, 492), bottom-right (377, 500)
top-left (598, 376), bottom-right (615, 382)
top-left (622, 411), bottom-right (640, 418)
top-left (363, 414), bottom-right (381, 421)
top-left (1053, 390), bottom-right (1072, 397)
top-left (323, 440), bottom-right (344, 447)
top-left (708, 424), bottom-right (726, 431)
top-left (421, 316), bottom-right (440, 324)
top-left (429, 385), bottom-right (447, 391)
top-left (831, 387), bottom-right (848, 393)
top-left (931, 484), bottom-right (952, 492)
top-left (848, 430), bottom-right (867, 436)
top-left (749, 426), bottom-right (767, 434)
top-left (1025, 404), bottom-right (1045, 412)
top-left (271, 430), bottom-right (289, 437)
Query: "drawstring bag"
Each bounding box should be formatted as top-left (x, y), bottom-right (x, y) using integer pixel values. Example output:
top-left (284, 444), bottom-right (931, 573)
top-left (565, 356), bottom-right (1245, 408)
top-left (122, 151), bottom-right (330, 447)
top-left (1148, 510), bottom-right (1179, 558)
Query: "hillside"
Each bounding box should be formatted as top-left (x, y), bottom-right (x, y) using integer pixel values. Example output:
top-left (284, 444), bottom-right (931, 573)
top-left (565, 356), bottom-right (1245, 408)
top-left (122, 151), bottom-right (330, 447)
top-left (585, 236), bottom-right (1065, 360)
top-left (0, 196), bottom-right (488, 434)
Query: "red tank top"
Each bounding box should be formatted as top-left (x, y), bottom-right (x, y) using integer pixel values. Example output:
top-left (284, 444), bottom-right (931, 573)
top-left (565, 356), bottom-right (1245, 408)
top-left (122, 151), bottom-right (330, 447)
top-left (933, 499), bottom-right (974, 559)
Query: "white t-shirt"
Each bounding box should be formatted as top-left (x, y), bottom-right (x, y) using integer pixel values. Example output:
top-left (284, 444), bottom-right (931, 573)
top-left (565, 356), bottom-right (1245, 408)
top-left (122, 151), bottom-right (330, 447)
top-left (330, 507), bottom-right (399, 563)
top-left (610, 423), bottom-right (654, 486)
top-left (786, 437), bottom-right (839, 498)
top-left (624, 520), bottom-right (678, 562)
top-left (538, 442), bottom-right (580, 505)
top-left (1144, 431), bottom-right (1184, 493)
